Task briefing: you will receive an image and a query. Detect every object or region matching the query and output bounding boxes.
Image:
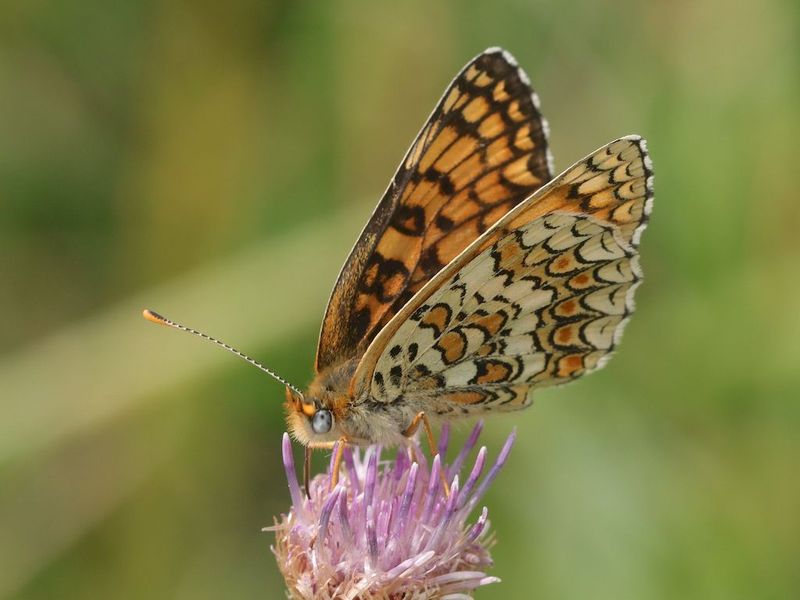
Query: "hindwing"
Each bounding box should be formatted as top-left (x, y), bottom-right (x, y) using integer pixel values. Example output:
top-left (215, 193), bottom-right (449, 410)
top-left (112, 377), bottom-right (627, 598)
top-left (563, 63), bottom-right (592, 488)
top-left (352, 136), bottom-right (653, 406)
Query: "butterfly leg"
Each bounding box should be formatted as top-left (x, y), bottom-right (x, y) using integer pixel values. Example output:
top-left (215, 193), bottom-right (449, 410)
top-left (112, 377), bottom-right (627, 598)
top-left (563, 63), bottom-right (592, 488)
top-left (403, 411), bottom-right (438, 454)
top-left (304, 446), bottom-right (312, 499)
top-left (328, 436), bottom-right (348, 491)
top-left (404, 411), bottom-right (451, 496)
top-left (302, 437), bottom-right (349, 497)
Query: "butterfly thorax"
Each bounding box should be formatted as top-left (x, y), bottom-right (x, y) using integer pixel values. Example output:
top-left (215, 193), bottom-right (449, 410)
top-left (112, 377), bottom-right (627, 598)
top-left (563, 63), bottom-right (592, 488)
top-left (308, 357), bottom-right (359, 415)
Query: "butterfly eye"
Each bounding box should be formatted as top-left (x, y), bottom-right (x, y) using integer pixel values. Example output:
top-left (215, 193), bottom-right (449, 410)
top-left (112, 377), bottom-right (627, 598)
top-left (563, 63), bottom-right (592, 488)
top-left (311, 409), bottom-right (333, 434)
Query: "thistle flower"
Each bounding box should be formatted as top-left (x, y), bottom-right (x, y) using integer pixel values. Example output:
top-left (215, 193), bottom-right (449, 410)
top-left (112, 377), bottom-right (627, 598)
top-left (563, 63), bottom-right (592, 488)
top-left (268, 422), bottom-right (516, 600)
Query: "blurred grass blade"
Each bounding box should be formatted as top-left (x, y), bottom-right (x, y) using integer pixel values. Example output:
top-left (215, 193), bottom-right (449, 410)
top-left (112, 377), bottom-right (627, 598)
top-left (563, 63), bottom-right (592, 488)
top-left (0, 210), bottom-right (363, 465)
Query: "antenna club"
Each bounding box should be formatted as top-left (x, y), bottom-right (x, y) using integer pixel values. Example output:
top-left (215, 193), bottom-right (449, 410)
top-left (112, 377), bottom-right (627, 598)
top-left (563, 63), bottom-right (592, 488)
top-left (142, 308), bottom-right (168, 326)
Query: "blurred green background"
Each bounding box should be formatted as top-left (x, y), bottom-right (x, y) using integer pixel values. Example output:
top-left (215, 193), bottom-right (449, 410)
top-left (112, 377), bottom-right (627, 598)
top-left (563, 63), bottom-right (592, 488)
top-left (1, 1), bottom-right (798, 598)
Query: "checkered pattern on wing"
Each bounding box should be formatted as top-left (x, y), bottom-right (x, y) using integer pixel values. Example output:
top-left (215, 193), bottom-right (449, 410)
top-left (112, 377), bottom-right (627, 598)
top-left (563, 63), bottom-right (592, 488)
top-left (369, 212), bottom-right (641, 413)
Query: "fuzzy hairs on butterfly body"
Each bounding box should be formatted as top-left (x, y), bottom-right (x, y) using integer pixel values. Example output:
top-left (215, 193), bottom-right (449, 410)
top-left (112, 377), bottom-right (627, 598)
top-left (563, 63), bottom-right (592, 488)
top-left (284, 357), bottom-right (421, 448)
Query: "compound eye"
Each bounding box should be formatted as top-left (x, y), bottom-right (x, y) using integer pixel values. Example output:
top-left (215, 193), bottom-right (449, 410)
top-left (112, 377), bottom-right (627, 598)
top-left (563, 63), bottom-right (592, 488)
top-left (311, 409), bottom-right (333, 434)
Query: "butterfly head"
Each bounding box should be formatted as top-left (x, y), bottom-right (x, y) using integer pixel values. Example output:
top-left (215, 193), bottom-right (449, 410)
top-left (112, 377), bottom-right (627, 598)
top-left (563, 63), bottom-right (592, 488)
top-left (284, 386), bottom-right (344, 446)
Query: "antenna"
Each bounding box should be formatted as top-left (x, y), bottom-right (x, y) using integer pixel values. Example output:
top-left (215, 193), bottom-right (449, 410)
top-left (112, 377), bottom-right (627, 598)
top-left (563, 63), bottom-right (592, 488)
top-left (142, 308), bottom-right (303, 395)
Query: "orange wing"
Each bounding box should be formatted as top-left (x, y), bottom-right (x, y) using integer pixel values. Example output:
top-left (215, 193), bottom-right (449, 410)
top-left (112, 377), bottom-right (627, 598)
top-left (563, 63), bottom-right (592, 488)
top-left (316, 48), bottom-right (553, 372)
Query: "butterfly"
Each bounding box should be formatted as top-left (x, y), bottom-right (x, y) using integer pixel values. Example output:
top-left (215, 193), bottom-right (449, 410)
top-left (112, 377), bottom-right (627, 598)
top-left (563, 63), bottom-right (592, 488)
top-left (145, 47), bottom-right (653, 473)
top-left (284, 47), bottom-right (653, 451)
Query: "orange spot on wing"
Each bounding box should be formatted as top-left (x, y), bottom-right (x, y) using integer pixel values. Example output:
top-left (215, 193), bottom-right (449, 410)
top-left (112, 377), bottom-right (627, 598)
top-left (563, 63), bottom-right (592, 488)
top-left (421, 304), bottom-right (451, 336)
top-left (486, 137), bottom-right (513, 168)
top-left (467, 312), bottom-right (507, 337)
top-left (443, 87), bottom-right (461, 113)
top-left (514, 125), bottom-right (535, 151)
top-left (449, 154), bottom-right (485, 189)
top-left (443, 390), bottom-right (486, 404)
top-left (438, 331), bottom-right (467, 363)
top-left (572, 273), bottom-right (591, 287)
top-left (477, 343), bottom-right (494, 357)
top-left (439, 191), bottom-right (481, 221)
top-left (557, 326), bottom-right (573, 344)
top-left (507, 100), bottom-right (525, 122)
top-left (559, 299), bottom-right (576, 315)
top-left (406, 178), bottom-right (440, 206)
top-left (463, 96), bottom-right (489, 123)
top-left (354, 293), bottom-right (381, 323)
top-left (419, 126), bottom-right (458, 172)
top-left (493, 80), bottom-right (509, 102)
top-left (478, 112), bottom-right (505, 138)
top-left (362, 261), bottom-right (379, 288)
top-left (464, 65), bottom-right (481, 82)
top-left (474, 71), bottom-right (494, 87)
top-left (482, 201), bottom-right (514, 228)
top-left (612, 199), bottom-right (637, 223)
top-left (506, 188), bottom-right (572, 229)
top-left (577, 174), bottom-right (610, 195)
top-left (433, 222), bottom-right (482, 265)
top-left (475, 173), bottom-right (510, 204)
top-left (382, 271), bottom-right (406, 298)
top-left (503, 155), bottom-right (541, 186)
top-left (476, 360), bottom-right (512, 384)
top-left (435, 136), bottom-right (479, 173)
top-left (589, 188), bottom-right (616, 209)
top-left (497, 240), bottom-right (522, 264)
top-left (557, 354), bottom-right (584, 377)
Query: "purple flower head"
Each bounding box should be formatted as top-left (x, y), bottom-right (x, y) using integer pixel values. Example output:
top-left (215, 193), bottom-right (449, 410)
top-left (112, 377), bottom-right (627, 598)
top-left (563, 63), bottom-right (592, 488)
top-left (268, 421), bottom-right (516, 599)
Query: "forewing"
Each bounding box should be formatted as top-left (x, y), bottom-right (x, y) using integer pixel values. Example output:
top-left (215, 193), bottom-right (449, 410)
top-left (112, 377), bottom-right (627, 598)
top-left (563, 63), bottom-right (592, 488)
top-left (316, 48), bottom-right (552, 371)
top-left (353, 136), bottom-right (653, 405)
